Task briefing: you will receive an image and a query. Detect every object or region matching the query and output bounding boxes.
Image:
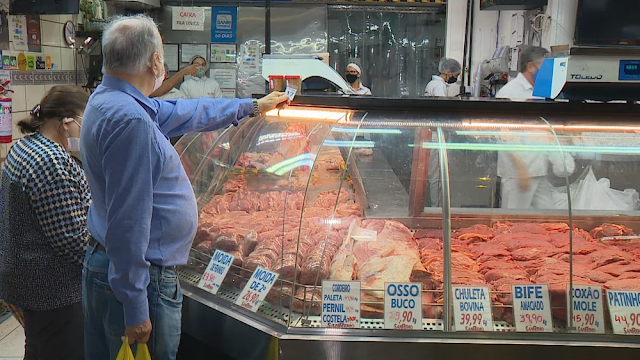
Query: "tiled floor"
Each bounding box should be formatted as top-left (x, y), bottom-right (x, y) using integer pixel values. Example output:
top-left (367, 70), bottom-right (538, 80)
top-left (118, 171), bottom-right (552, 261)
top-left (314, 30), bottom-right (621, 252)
top-left (0, 316), bottom-right (25, 359)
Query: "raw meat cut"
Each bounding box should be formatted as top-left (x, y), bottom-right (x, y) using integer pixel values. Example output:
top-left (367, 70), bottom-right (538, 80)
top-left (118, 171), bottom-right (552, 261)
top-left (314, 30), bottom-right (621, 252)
top-left (590, 223), bottom-right (634, 239)
top-left (605, 278), bottom-right (640, 290)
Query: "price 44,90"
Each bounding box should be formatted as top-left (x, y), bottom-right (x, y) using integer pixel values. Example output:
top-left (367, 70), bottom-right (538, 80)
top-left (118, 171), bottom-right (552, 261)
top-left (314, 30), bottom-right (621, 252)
top-left (614, 313), bottom-right (640, 327)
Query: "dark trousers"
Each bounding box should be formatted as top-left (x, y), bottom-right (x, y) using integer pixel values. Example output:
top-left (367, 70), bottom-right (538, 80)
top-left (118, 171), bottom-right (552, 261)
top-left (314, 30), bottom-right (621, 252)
top-left (22, 302), bottom-right (84, 360)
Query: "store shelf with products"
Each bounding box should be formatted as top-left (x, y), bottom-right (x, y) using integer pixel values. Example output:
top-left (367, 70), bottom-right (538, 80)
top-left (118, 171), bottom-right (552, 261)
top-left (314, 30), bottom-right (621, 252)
top-left (175, 97), bottom-right (640, 356)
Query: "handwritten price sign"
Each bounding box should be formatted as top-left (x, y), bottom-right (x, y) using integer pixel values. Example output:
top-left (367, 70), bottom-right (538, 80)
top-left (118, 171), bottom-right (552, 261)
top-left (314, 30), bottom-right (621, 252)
top-left (235, 267), bottom-right (278, 312)
top-left (512, 284), bottom-right (553, 333)
top-left (607, 289), bottom-right (640, 335)
top-left (567, 285), bottom-right (605, 334)
top-left (452, 286), bottom-right (493, 332)
top-left (197, 250), bottom-right (234, 295)
top-left (384, 283), bottom-right (422, 330)
top-left (321, 281), bottom-right (361, 329)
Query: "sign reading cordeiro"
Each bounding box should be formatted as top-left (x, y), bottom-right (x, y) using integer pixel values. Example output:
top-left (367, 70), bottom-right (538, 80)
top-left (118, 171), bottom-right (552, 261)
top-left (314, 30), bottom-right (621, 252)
top-left (321, 281), bottom-right (360, 328)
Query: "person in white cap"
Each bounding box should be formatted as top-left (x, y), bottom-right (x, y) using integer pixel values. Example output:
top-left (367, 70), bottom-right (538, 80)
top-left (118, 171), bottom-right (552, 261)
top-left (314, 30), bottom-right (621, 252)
top-left (424, 58), bottom-right (461, 97)
top-left (344, 63), bottom-right (372, 95)
top-left (179, 55), bottom-right (222, 99)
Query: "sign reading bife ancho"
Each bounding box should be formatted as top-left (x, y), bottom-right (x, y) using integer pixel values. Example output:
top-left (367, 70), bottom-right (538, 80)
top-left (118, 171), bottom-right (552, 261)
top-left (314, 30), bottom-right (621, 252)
top-left (171, 7), bottom-right (205, 31)
top-left (211, 6), bottom-right (237, 43)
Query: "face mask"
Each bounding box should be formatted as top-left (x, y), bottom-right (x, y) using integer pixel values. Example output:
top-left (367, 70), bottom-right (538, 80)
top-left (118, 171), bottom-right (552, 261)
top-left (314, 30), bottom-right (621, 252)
top-left (447, 76), bottom-right (458, 84)
top-left (153, 69), bottom-right (165, 92)
top-left (153, 56), bottom-right (165, 92)
top-left (346, 74), bottom-right (358, 84)
top-left (195, 68), bottom-right (206, 78)
top-left (64, 118), bottom-right (81, 152)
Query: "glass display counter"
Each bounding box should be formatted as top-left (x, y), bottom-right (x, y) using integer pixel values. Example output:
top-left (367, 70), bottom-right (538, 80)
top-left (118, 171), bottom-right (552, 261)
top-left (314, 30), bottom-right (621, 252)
top-left (175, 97), bottom-right (640, 359)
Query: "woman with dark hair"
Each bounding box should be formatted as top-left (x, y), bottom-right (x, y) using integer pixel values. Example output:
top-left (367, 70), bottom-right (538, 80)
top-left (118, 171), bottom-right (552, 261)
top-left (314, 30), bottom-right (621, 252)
top-left (0, 85), bottom-right (90, 360)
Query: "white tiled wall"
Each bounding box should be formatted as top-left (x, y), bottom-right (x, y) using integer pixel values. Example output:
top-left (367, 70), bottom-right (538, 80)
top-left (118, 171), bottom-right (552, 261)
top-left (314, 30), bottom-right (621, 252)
top-left (0, 10), bottom-right (81, 163)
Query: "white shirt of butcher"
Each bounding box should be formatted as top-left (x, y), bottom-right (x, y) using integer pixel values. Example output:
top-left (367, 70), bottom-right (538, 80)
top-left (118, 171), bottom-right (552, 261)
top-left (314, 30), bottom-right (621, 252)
top-left (179, 75), bottom-right (223, 99)
top-left (156, 87), bottom-right (184, 100)
top-left (349, 85), bottom-right (372, 95)
top-left (495, 72), bottom-right (543, 101)
top-left (424, 75), bottom-right (447, 97)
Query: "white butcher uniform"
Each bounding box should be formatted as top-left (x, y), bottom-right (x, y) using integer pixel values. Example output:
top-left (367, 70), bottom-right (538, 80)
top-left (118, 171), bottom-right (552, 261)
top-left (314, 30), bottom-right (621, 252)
top-left (179, 75), bottom-right (222, 99)
top-left (495, 73), bottom-right (574, 209)
top-left (424, 75), bottom-right (448, 97)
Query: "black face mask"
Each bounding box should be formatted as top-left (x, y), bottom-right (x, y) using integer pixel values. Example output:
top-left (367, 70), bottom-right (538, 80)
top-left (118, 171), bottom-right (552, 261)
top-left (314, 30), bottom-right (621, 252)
top-left (447, 76), bottom-right (458, 84)
top-left (346, 74), bottom-right (358, 84)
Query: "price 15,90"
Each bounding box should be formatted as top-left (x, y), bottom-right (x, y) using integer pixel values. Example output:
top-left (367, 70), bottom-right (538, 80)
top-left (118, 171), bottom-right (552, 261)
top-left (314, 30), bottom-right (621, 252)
top-left (573, 313), bottom-right (597, 326)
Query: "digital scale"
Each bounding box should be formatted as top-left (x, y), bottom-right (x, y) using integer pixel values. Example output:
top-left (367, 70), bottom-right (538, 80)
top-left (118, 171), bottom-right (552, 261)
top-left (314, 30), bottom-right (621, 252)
top-left (533, 47), bottom-right (640, 101)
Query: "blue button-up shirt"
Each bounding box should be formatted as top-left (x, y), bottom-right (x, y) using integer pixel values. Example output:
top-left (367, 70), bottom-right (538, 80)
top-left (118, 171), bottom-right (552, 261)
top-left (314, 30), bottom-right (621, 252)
top-left (81, 75), bottom-right (253, 326)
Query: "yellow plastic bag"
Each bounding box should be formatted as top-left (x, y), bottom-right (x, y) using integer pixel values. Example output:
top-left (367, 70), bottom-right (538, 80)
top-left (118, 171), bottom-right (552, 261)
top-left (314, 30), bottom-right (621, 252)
top-left (116, 337), bottom-right (151, 360)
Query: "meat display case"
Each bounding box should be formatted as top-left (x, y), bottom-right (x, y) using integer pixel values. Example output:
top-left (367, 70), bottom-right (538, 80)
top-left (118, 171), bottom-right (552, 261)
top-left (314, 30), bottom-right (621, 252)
top-left (175, 97), bottom-right (640, 360)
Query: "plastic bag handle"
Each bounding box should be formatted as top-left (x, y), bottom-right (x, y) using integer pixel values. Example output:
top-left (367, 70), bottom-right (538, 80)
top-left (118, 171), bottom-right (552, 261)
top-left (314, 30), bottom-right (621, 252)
top-left (117, 337), bottom-right (152, 360)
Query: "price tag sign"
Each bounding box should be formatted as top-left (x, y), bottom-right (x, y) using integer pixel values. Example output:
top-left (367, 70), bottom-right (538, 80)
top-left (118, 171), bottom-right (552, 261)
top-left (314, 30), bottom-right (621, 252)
top-left (453, 286), bottom-right (493, 331)
top-left (235, 267), bottom-right (279, 312)
top-left (197, 250), bottom-right (234, 295)
top-left (350, 224), bottom-right (377, 242)
top-left (512, 284), bottom-right (553, 332)
top-left (607, 289), bottom-right (640, 335)
top-left (384, 282), bottom-right (422, 330)
top-left (321, 280), bottom-right (361, 328)
top-left (567, 285), bottom-right (605, 334)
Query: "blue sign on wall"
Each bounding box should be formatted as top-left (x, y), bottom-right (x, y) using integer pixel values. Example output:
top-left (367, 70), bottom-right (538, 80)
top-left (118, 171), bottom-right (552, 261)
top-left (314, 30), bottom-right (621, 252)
top-left (211, 6), bottom-right (237, 43)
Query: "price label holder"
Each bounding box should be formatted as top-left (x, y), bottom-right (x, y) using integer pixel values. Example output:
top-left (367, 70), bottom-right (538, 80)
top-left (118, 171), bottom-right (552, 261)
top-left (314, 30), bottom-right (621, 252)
top-left (197, 250), bottom-right (235, 295)
top-left (606, 289), bottom-right (640, 335)
top-left (384, 282), bottom-right (422, 330)
top-left (452, 286), bottom-right (493, 332)
top-left (321, 280), bottom-right (361, 328)
top-left (567, 284), bottom-right (605, 334)
top-left (512, 284), bottom-right (553, 332)
top-left (350, 224), bottom-right (377, 242)
top-left (236, 266), bottom-right (279, 312)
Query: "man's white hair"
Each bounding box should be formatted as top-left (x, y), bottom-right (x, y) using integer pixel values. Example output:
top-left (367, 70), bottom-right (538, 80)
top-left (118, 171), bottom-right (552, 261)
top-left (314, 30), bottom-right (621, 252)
top-left (101, 14), bottom-right (162, 75)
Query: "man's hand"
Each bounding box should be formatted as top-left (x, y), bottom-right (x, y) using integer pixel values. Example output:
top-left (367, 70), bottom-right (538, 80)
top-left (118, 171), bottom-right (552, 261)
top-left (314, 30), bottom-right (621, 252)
top-left (257, 92), bottom-right (290, 114)
top-left (125, 319), bottom-right (152, 345)
top-left (179, 64), bottom-right (199, 78)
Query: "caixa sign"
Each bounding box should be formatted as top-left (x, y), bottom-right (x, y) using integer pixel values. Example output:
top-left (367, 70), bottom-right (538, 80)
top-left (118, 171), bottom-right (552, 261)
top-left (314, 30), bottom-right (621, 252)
top-left (571, 74), bottom-right (604, 80)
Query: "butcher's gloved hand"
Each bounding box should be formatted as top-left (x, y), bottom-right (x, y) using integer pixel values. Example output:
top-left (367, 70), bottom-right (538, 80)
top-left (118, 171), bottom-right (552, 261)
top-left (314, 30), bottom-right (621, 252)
top-left (510, 153), bottom-right (531, 192)
top-left (257, 92), bottom-right (290, 114)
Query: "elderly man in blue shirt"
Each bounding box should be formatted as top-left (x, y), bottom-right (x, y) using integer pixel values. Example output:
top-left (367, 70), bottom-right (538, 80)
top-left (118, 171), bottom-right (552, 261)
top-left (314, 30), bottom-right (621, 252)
top-left (80, 15), bottom-right (288, 360)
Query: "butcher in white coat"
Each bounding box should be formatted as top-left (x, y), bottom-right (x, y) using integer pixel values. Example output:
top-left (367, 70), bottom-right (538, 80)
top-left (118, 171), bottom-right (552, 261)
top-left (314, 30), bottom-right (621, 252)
top-left (424, 58), bottom-right (461, 97)
top-left (179, 55), bottom-right (222, 99)
top-left (495, 46), bottom-right (575, 209)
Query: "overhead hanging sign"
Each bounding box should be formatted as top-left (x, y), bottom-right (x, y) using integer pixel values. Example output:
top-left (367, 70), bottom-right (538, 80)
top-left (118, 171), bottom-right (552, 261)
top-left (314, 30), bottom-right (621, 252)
top-left (172, 7), bottom-right (205, 31)
top-left (211, 6), bottom-right (237, 43)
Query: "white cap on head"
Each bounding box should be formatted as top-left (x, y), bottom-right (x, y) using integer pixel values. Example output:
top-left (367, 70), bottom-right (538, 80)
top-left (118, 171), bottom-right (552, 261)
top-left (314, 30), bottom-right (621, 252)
top-left (346, 63), bottom-right (362, 74)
